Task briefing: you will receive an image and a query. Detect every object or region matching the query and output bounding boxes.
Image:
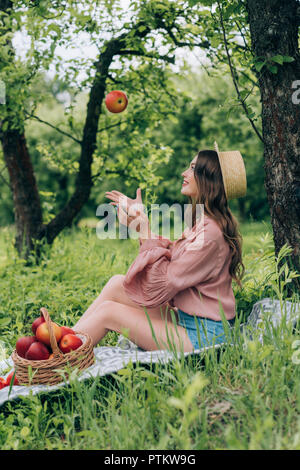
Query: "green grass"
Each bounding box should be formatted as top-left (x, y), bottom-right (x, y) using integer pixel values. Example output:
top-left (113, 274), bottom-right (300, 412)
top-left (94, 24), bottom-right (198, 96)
top-left (0, 220), bottom-right (299, 450)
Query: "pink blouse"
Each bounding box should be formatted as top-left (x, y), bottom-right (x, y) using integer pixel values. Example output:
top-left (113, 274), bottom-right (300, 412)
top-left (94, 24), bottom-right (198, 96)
top-left (122, 214), bottom-right (236, 321)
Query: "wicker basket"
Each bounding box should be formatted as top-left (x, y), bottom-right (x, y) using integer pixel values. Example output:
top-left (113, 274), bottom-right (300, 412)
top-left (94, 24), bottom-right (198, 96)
top-left (12, 307), bottom-right (95, 386)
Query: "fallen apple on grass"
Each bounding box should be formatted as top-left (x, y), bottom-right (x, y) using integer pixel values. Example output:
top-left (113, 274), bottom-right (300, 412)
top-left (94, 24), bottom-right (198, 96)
top-left (36, 321), bottom-right (62, 347)
top-left (0, 377), bottom-right (6, 390)
top-left (5, 370), bottom-right (19, 386)
top-left (105, 90), bottom-right (128, 113)
top-left (59, 334), bottom-right (83, 354)
top-left (0, 370), bottom-right (19, 389)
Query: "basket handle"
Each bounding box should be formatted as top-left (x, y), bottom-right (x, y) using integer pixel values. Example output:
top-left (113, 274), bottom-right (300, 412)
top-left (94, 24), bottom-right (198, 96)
top-left (40, 307), bottom-right (63, 357)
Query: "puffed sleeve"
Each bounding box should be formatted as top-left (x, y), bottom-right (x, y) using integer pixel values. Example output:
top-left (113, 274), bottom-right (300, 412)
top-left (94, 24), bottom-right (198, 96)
top-left (123, 237), bottom-right (220, 309)
top-left (138, 231), bottom-right (172, 248)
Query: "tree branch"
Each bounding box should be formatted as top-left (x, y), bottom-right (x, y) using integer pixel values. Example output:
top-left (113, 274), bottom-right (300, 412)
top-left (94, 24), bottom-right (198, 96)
top-left (24, 110), bottom-right (82, 144)
top-left (92, 167), bottom-right (127, 181)
top-left (218, 2), bottom-right (264, 144)
top-left (97, 115), bottom-right (142, 134)
top-left (164, 24), bottom-right (210, 50)
top-left (107, 73), bottom-right (123, 84)
top-left (118, 49), bottom-right (175, 64)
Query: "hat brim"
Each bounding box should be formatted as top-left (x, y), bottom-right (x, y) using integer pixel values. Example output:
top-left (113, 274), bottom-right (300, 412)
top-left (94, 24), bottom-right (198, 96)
top-left (216, 150), bottom-right (247, 200)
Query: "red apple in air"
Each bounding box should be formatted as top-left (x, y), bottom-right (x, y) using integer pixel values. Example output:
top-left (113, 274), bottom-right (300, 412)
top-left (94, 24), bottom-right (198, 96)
top-left (105, 90), bottom-right (128, 113)
top-left (5, 370), bottom-right (19, 386)
top-left (25, 342), bottom-right (50, 360)
top-left (32, 316), bottom-right (45, 335)
top-left (36, 322), bottom-right (62, 347)
top-left (60, 326), bottom-right (75, 339)
top-left (16, 336), bottom-right (38, 358)
top-left (59, 334), bottom-right (82, 354)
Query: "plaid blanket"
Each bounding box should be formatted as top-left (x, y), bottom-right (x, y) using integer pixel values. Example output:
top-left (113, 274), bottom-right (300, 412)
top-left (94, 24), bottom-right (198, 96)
top-left (0, 297), bottom-right (299, 408)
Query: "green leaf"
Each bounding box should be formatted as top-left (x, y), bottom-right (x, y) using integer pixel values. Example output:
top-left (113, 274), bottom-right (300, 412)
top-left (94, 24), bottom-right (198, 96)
top-left (271, 55), bottom-right (284, 65)
top-left (198, 9), bottom-right (211, 16)
top-left (1, 121), bottom-right (8, 132)
top-left (239, 90), bottom-right (249, 100)
top-left (20, 426), bottom-right (30, 438)
top-left (117, 368), bottom-right (132, 376)
top-left (271, 55), bottom-right (294, 66)
top-left (267, 64), bottom-right (278, 74)
top-left (0, 317), bottom-right (11, 327)
top-left (254, 61), bottom-right (265, 72)
top-left (282, 55), bottom-right (295, 63)
top-left (210, 36), bottom-right (221, 48)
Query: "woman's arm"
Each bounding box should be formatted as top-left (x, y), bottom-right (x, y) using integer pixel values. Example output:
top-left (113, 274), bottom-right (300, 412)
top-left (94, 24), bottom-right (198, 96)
top-left (123, 237), bottom-right (220, 309)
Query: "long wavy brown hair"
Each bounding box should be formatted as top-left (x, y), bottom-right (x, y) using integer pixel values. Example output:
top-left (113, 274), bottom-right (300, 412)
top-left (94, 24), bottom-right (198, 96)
top-left (181, 149), bottom-right (245, 289)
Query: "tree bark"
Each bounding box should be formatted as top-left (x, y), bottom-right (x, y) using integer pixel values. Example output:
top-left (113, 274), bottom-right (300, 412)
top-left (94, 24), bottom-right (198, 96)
top-left (246, 0), bottom-right (300, 293)
top-left (1, 131), bottom-right (44, 259)
top-left (1, 0), bottom-right (44, 260)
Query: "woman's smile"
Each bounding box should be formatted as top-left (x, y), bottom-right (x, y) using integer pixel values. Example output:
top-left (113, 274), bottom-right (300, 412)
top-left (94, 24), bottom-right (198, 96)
top-left (181, 155), bottom-right (198, 197)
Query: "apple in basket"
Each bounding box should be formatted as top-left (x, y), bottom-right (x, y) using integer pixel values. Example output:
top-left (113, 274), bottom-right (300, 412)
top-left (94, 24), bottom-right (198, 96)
top-left (59, 334), bottom-right (83, 354)
top-left (36, 322), bottom-right (62, 347)
top-left (31, 315), bottom-right (45, 335)
top-left (60, 326), bottom-right (75, 338)
top-left (16, 336), bottom-right (38, 358)
top-left (25, 342), bottom-right (50, 360)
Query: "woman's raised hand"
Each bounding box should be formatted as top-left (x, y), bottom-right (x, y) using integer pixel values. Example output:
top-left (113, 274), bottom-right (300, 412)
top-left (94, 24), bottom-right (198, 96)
top-left (105, 188), bottom-right (149, 235)
top-left (105, 188), bottom-right (142, 213)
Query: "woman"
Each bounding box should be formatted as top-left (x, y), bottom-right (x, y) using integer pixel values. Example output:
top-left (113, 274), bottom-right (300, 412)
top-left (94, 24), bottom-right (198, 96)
top-left (73, 142), bottom-right (246, 353)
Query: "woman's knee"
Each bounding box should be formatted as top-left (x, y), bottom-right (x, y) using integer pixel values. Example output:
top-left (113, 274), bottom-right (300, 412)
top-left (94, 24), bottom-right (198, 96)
top-left (108, 274), bottom-right (125, 290)
top-left (112, 274), bottom-right (125, 282)
top-left (94, 300), bottom-right (115, 325)
top-left (100, 274), bottom-right (125, 302)
top-left (98, 300), bottom-right (126, 330)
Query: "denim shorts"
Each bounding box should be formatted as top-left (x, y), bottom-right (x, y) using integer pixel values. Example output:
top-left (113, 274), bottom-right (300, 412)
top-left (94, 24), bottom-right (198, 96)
top-left (177, 309), bottom-right (235, 350)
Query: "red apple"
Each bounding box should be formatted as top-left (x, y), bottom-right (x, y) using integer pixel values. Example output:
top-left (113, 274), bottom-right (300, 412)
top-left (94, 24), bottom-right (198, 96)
top-left (60, 326), bottom-right (75, 339)
top-left (59, 334), bottom-right (82, 354)
top-left (105, 90), bottom-right (128, 113)
top-left (5, 370), bottom-right (19, 386)
top-left (36, 322), bottom-right (62, 347)
top-left (25, 342), bottom-right (50, 360)
top-left (32, 316), bottom-right (45, 334)
top-left (0, 377), bottom-right (6, 390)
top-left (16, 336), bottom-right (38, 358)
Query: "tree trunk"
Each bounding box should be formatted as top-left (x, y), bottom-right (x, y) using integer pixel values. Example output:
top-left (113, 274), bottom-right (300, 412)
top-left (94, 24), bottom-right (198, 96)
top-left (1, 0), bottom-right (44, 260)
top-left (247, 0), bottom-right (300, 294)
top-left (1, 131), bottom-right (44, 260)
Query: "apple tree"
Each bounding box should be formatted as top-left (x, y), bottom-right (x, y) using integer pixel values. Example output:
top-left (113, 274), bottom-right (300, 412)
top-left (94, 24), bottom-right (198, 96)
top-left (183, 0), bottom-right (300, 293)
top-left (0, 0), bottom-right (209, 261)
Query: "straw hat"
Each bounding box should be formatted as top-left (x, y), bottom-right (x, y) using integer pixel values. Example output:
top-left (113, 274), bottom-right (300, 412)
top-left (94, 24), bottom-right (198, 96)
top-left (214, 141), bottom-right (247, 200)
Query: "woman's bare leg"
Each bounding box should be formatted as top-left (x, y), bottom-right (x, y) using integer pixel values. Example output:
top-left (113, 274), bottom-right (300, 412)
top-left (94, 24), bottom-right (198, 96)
top-left (73, 274), bottom-right (176, 331)
top-left (73, 300), bottom-right (194, 353)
